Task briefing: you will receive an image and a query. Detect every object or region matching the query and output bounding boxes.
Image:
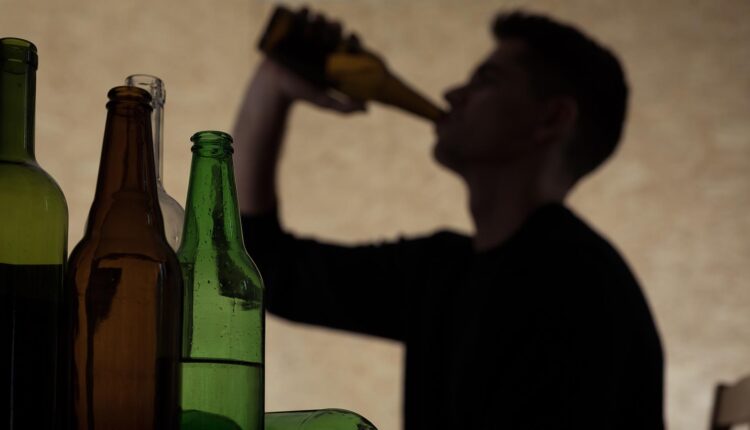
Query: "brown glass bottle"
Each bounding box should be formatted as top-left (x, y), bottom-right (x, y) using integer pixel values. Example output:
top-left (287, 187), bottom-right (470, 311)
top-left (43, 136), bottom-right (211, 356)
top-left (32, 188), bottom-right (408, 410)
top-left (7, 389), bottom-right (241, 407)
top-left (64, 86), bottom-right (182, 430)
top-left (258, 6), bottom-right (445, 122)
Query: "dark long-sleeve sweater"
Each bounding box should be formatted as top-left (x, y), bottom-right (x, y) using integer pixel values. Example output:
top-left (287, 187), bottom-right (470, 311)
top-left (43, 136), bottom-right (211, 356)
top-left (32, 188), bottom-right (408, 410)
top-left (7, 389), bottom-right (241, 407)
top-left (242, 203), bottom-right (665, 429)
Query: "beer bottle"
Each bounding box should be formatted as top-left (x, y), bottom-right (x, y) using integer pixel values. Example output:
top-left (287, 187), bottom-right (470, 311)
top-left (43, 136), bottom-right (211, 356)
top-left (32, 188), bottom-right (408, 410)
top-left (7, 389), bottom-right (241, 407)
top-left (181, 409), bottom-right (378, 430)
top-left (178, 131), bottom-right (264, 430)
top-left (0, 37), bottom-right (68, 430)
top-left (125, 74), bottom-right (185, 250)
top-left (258, 6), bottom-right (445, 122)
top-left (65, 86), bottom-right (182, 430)
top-left (264, 409), bottom-right (378, 430)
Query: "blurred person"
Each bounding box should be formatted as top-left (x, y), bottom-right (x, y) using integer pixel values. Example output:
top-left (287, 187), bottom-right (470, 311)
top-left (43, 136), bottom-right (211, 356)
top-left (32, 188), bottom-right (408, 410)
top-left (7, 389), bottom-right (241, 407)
top-left (234, 10), bottom-right (664, 429)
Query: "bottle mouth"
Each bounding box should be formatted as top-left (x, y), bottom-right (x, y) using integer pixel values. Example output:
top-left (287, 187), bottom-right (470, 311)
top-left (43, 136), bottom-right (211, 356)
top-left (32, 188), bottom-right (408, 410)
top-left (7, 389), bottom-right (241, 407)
top-left (1, 37), bottom-right (38, 70)
top-left (190, 130), bottom-right (234, 155)
top-left (106, 86), bottom-right (153, 108)
top-left (125, 74), bottom-right (166, 107)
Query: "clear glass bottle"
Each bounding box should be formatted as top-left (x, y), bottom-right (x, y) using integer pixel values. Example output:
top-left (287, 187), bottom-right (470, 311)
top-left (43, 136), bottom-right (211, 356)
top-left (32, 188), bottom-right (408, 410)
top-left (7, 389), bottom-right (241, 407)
top-left (258, 6), bottom-right (445, 122)
top-left (125, 74), bottom-right (184, 250)
top-left (178, 131), bottom-right (264, 430)
top-left (0, 37), bottom-right (68, 429)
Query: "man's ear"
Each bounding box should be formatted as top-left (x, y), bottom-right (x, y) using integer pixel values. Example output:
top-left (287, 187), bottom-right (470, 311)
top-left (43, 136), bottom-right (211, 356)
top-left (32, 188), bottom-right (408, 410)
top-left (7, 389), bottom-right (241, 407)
top-left (532, 96), bottom-right (578, 146)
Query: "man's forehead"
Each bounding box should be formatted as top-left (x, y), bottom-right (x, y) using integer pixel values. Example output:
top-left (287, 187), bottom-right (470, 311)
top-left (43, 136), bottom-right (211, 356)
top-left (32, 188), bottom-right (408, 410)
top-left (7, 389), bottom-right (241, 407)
top-left (488, 39), bottom-right (528, 64)
top-left (476, 39), bottom-right (529, 74)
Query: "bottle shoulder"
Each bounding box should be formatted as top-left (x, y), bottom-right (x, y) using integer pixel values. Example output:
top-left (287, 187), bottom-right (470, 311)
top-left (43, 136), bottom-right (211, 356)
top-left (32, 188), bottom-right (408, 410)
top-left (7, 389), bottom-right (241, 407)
top-left (0, 160), bottom-right (68, 208)
top-left (158, 185), bottom-right (185, 215)
top-left (180, 247), bottom-right (262, 279)
top-left (69, 229), bottom-right (179, 267)
top-left (0, 160), bottom-right (68, 264)
top-left (157, 186), bottom-right (185, 251)
top-left (67, 235), bottom-right (181, 283)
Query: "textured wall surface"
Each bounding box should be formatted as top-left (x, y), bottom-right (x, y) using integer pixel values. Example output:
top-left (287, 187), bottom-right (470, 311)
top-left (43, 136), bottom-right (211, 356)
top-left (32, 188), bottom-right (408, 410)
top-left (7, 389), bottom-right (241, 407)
top-left (2, 0), bottom-right (749, 428)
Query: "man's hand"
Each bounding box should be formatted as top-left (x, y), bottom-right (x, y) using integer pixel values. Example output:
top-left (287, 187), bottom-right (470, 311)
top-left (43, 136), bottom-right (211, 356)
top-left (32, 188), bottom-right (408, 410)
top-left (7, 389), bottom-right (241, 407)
top-left (257, 58), bottom-right (367, 113)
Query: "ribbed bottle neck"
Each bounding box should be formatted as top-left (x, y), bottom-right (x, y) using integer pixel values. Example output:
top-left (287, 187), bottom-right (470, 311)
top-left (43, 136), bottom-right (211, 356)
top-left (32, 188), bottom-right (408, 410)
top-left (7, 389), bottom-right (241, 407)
top-left (180, 132), bottom-right (246, 254)
top-left (0, 39), bottom-right (37, 162)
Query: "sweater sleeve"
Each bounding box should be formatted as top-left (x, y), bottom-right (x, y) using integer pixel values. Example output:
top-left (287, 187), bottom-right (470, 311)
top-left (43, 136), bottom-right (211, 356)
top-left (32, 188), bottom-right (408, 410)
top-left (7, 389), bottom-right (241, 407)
top-left (241, 210), bottom-right (467, 342)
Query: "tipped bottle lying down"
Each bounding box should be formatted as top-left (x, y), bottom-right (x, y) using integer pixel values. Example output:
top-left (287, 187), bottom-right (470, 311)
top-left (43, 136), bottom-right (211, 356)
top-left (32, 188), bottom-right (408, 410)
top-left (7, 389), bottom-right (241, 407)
top-left (181, 408), bottom-right (378, 430)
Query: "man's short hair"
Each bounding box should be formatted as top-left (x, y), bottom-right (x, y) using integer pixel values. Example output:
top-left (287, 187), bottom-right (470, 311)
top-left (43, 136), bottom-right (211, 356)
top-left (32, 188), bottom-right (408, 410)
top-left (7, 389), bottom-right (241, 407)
top-left (493, 11), bottom-right (628, 180)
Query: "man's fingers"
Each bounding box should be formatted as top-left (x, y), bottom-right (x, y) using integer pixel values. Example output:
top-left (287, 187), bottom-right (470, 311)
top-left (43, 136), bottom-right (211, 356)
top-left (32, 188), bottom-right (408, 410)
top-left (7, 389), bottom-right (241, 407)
top-left (262, 58), bottom-right (366, 114)
top-left (313, 93), bottom-right (367, 113)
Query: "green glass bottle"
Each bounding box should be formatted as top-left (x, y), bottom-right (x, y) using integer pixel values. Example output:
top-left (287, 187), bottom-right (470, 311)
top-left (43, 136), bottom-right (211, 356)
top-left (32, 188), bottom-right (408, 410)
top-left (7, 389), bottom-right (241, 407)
top-left (265, 409), bottom-right (378, 430)
top-left (178, 131), bottom-right (264, 430)
top-left (0, 37), bottom-right (68, 429)
top-left (182, 409), bottom-right (378, 430)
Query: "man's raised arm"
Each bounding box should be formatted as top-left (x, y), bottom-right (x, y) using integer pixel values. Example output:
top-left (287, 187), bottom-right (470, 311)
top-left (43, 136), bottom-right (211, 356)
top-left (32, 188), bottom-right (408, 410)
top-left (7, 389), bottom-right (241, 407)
top-left (233, 59), bottom-right (365, 215)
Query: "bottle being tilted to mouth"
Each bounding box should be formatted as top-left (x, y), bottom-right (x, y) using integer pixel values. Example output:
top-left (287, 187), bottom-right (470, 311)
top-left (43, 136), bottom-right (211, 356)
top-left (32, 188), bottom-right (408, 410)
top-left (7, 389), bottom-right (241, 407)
top-left (258, 5), bottom-right (445, 122)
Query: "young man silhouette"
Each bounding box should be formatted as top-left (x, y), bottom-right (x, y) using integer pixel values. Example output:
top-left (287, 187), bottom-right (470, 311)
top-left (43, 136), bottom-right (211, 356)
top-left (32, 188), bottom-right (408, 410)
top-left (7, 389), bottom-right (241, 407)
top-left (234, 11), bottom-right (665, 429)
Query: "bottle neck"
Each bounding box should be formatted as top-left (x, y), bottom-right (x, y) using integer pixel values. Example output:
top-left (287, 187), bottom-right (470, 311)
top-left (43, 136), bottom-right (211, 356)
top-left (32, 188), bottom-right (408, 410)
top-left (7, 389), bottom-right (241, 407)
top-left (86, 94), bottom-right (163, 235)
top-left (181, 147), bottom-right (245, 252)
top-left (0, 56), bottom-right (35, 162)
top-left (153, 96), bottom-right (164, 184)
top-left (326, 52), bottom-right (444, 122)
top-left (125, 74), bottom-right (165, 185)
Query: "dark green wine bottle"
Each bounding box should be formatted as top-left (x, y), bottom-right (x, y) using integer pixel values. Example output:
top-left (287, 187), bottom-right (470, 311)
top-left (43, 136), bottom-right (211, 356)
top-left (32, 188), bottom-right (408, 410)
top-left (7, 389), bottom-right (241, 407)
top-left (0, 37), bottom-right (68, 429)
top-left (178, 131), bottom-right (264, 430)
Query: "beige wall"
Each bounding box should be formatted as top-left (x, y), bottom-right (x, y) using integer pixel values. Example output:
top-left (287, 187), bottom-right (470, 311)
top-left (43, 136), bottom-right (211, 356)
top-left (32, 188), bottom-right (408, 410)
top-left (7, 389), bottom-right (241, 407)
top-left (3, 0), bottom-right (749, 428)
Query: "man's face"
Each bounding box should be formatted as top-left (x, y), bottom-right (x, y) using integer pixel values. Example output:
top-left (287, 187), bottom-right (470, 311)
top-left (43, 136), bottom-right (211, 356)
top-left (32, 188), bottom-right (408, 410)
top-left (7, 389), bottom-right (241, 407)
top-left (434, 40), bottom-right (545, 173)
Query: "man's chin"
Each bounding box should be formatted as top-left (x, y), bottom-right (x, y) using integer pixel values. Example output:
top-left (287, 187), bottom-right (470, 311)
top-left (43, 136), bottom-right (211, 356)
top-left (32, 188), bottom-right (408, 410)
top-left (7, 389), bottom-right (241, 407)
top-left (433, 142), bottom-right (463, 173)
